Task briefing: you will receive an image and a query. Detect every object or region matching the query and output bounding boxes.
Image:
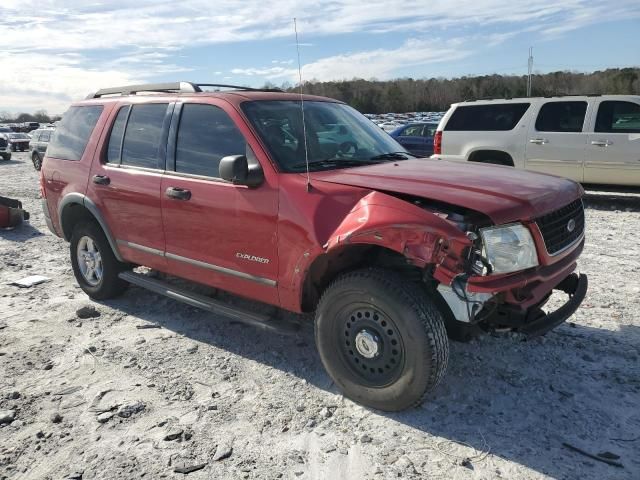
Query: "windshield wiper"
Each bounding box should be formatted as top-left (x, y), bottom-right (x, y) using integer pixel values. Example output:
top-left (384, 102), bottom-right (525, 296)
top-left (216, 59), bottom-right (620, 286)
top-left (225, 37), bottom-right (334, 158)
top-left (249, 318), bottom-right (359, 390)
top-left (369, 151), bottom-right (416, 161)
top-left (289, 158), bottom-right (381, 171)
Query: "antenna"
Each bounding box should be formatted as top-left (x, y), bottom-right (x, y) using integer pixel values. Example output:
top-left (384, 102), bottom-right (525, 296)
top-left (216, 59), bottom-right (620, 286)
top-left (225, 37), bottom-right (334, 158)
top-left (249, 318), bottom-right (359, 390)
top-left (527, 47), bottom-right (533, 97)
top-left (294, 17), bottom-right (311, 192)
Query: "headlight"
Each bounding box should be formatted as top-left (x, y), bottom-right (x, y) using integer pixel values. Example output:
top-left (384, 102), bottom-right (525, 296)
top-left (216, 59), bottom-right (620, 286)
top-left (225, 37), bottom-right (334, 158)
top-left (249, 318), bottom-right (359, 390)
top-left (480, 223), bottom-right (538, 274)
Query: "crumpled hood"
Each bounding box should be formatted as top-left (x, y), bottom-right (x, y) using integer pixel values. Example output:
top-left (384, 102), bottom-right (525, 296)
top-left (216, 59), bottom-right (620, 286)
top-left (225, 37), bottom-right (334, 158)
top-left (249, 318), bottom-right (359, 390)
top-left (311, 159), bottom-right (583, 224)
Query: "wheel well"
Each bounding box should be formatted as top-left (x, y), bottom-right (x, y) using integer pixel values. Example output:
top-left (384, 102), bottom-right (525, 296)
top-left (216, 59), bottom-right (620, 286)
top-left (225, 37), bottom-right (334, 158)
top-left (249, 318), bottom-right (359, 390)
top-left (468, 150), bottom-right (514, 166)
top-left (60, 203), bottom-right (97, 241)
top-left (301, 245), bottom-right (422, 312)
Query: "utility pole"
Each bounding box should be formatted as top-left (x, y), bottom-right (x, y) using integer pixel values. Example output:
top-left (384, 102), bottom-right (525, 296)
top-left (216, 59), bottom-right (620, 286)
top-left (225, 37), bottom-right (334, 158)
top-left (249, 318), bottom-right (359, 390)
top-left (527, 47), bottom-right (533, 97)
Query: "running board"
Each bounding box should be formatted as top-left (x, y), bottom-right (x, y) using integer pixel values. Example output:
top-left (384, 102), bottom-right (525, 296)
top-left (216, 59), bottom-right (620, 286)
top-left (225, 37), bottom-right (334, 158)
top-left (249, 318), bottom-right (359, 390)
top-left (118, 271), bottom-right (299, 335)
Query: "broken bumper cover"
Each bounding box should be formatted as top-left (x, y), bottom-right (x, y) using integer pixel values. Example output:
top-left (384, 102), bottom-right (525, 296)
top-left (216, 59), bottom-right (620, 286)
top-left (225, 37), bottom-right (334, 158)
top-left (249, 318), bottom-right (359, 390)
top-left (0, 196), bottom-right (30, 228)
top-left (517, 272), bottom-right (588, 337)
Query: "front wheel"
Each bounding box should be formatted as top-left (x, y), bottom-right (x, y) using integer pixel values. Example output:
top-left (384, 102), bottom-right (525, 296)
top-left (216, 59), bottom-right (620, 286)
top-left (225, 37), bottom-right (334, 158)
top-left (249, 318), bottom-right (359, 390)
top-left (70, 222), bottom-right (129, 300)
top-left (315, 268), bottom-right (449, 411)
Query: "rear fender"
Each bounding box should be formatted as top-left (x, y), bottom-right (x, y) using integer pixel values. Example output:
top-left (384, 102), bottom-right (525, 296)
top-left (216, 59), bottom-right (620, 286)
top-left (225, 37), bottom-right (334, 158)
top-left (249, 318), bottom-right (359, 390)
top-left (324, 191), bottom-right (471, 277)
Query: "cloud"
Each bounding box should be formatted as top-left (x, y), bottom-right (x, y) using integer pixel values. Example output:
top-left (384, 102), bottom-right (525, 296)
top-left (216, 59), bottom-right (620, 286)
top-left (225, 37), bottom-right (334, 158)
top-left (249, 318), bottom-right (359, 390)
top-left (231, 66), bottom-right (297, 78)
top-left (1, 0), bottom-right (638, 112)
top-left (231, 37), bottom-right (470, 83)
top-left (0, 50), bottom-right (190, 114)
top-left (0, 1), bottom-right (637, 53)
top-left (301, 38), bottom-right (470, 81)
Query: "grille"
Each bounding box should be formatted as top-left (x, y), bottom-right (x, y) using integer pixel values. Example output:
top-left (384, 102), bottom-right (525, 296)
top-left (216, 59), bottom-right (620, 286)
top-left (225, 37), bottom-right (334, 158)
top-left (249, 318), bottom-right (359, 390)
top-left (536, 199), bottom-right (585, 255)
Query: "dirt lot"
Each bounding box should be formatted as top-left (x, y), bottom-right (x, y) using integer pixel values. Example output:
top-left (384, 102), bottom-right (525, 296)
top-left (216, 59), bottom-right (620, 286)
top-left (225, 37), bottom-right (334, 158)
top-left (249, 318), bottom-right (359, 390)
top-left (1, 152), bottom-right (639, 480)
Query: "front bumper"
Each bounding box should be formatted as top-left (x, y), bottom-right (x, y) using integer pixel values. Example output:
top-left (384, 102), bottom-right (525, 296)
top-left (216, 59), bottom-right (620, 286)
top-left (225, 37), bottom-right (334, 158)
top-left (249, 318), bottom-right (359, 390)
top-left (517, 273), bottom-right (587, 336)
top-left (464, 239), bottom-right (587, 336)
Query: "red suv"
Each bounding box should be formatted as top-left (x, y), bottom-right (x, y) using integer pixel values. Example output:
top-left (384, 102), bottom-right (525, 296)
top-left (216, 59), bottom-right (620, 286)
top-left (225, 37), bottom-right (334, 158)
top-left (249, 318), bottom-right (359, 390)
top-left (41, 82), bottom-right (587, 411)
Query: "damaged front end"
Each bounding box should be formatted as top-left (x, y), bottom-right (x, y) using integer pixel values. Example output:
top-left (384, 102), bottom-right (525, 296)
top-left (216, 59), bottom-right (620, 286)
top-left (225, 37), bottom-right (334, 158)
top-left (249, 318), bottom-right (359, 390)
top-left (428, 199), bottom-right (588, 338)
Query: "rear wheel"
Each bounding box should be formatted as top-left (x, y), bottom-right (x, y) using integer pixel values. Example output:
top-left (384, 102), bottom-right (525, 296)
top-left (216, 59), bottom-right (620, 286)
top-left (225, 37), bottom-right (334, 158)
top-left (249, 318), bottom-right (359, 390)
top-left (315, 268), bottom-right (449, 411)
top-left (32, 152), bottom-right (42, 170)
top-left (70, 222), bottom-right (128, 300)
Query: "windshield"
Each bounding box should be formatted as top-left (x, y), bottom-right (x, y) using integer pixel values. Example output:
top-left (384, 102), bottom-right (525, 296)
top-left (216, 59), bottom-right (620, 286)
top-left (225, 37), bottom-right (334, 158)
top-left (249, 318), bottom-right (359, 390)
top-left (241, 100), bottom-right (411, 172)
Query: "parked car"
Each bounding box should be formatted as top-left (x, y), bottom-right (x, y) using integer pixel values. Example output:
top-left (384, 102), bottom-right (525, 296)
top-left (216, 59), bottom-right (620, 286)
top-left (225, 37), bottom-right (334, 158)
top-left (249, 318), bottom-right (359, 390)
top-left (41, 82), bottom-right (587, 411)
top-left (6, 132), bottom-right (31, 152)
top-left (0, 131), bottom-right (11, 161)
top-left (377, 121), bottom-right (403, 133)
top-left (29, 128), bottom-right (55, 170)
top-left (389, 122), bottom-right (438, 157)
top-left (434, 95), bottom-right (640, 186)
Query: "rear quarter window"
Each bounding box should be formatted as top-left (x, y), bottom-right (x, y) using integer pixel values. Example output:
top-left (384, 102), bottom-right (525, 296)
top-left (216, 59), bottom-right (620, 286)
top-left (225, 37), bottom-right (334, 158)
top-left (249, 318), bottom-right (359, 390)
top-left (47, 105), bottom-right (103, 160)
top-left (445, 103), bottom-right (530, 131)
top-left (595, 101), bottom-right (640, 133)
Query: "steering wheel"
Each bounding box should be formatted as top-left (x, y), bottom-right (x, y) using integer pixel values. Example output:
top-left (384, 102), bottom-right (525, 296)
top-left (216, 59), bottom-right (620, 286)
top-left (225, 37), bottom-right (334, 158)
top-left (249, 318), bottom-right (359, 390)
top-left (338, 141), bottom-right (358, 157)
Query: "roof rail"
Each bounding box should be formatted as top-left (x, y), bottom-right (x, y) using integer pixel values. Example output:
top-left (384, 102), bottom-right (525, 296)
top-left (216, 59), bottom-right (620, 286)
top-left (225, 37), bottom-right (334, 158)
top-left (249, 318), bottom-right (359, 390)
top-left (86, 82), bottom-right (283, 99)
top-left (462, 93), bottom-right (606, 102)
top-left (86, 82), bottom-right (201, 99)
top-left (195, 83), bottom-right (283, 92)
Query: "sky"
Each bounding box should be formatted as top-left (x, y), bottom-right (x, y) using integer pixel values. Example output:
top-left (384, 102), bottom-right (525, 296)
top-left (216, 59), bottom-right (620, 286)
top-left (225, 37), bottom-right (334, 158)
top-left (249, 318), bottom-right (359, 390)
top-left (1, 0), bottom-right (639, 115)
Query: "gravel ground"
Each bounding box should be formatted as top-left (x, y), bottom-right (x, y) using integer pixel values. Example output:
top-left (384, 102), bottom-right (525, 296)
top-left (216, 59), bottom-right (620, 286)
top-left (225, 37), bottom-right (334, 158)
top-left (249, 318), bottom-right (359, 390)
top-left (1, 152), bottom-right (639, 480)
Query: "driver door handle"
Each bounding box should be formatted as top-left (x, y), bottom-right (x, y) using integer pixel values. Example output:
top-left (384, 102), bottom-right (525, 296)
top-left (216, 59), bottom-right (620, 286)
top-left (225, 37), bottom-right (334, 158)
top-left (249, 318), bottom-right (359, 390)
top-left (529, 138), bottom-right (549, 145)
top-left (165, 187), bottom-right (191, 201)
top-left (92, 175), bottom-right (110, 185)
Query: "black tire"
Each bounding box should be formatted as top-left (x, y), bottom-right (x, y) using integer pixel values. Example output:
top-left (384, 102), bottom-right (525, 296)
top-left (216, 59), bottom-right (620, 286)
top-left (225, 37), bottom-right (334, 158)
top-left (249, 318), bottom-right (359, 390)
top-left (315, 268), bottom-right (449, 411)
top-left (32, 152), bottom-right (42, 171)
top-left (1, 154), bottom-right (10, 161)
top-left (70, 221), bottom-right (128, 300)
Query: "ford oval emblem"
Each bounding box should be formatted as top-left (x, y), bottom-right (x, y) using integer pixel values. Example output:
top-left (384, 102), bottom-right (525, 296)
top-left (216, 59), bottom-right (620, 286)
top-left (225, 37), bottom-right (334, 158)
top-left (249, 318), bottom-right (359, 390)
top-left (567, 218), bottom-right (576, 233)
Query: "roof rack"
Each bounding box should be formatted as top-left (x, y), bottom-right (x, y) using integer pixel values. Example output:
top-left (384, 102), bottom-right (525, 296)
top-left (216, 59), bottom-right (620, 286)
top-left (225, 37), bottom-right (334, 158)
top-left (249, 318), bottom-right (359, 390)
top-left (463, 93), bottom-right (603, 102)
top-left (86, 82), bottom-right (282, 99)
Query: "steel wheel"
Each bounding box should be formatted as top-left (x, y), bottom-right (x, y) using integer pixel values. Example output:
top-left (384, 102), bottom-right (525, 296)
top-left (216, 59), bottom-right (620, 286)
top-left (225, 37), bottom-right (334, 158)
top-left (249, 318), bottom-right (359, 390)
top-left (316, 268), bottom-right (449, 411)
top-left (76, 236), bottom-right (103, 286)
top-left (339, 305), bottom-right (405, 387)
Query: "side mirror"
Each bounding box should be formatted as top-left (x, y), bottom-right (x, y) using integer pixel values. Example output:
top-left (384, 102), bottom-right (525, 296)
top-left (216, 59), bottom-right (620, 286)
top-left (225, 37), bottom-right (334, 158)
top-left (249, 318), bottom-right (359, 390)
top-left (219, 155), bottom-right (264, 187)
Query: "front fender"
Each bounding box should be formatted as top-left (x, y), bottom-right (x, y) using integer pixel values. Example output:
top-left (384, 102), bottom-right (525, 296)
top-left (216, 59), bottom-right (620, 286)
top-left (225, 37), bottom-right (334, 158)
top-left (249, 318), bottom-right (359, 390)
top-left (324, 191), bottom-right (470, 270)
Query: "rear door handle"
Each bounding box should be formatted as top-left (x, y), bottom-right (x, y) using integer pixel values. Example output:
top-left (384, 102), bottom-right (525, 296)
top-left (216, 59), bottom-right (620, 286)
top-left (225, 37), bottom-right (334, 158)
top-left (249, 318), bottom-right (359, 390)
top-left (529, 138), bottom-right (549, 145)
top-left (591, 140), bottom-right (613, 147)
top-left (92, 175), bottom-right (110, 185)
top-left (165, 187), bottom-right (191, 201)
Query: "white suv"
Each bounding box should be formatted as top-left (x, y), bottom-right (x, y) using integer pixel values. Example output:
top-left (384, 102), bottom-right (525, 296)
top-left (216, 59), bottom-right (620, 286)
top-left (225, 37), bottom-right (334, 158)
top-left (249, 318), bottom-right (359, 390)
top-left (433, 95), bottom-right (640, 186)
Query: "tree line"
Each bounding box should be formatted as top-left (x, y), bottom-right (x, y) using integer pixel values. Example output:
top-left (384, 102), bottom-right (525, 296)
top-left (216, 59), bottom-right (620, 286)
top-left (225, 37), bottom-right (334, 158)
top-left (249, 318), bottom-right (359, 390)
top-left (278, 67), bottom-right (640, 113)
top-left (0, 109), bottom-right (60, 124)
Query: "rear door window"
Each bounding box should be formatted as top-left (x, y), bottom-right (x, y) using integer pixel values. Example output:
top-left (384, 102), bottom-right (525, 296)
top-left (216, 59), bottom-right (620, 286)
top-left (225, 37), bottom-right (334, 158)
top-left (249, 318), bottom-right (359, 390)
top-left (121, 104), bottom-right (168, 169)
top-left (535, 101), bottom-right (587, 133)
top-left (46, 105), bottom-right (103, 160)
top-left (445, 103), bottom-right (530, 131)
top-left (174, 104), bottom-right (246, 178)
top-left (594, 101), bottom-right (640, 133)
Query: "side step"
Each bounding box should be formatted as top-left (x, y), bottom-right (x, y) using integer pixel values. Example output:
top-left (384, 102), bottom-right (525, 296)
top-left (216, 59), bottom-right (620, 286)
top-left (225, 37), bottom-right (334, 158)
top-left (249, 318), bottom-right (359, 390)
top-left (118, 271), bottom-right (299, 335)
